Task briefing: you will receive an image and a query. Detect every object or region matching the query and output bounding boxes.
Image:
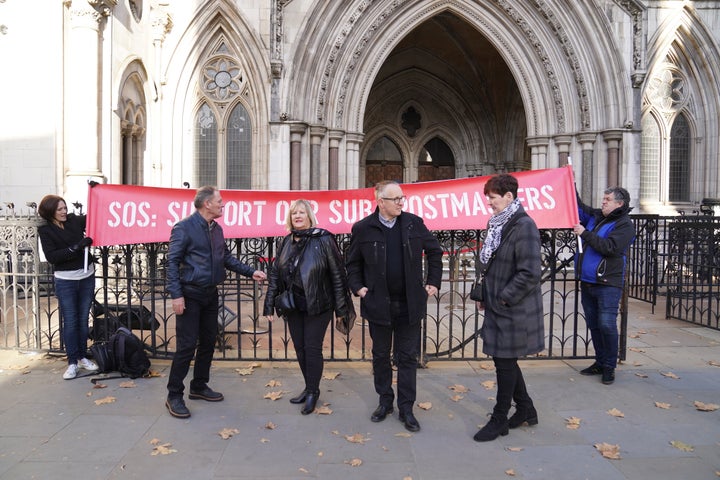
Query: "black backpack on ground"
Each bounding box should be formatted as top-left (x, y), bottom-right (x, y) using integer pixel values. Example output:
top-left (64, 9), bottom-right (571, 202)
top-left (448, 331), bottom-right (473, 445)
top-left (90, 327), bottom-right (151, 379)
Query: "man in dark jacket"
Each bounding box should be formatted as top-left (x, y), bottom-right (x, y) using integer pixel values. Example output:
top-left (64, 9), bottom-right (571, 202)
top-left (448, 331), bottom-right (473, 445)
top-left (165, 186), bottom-right (266, 418)
top-left (346, 180), bottom-right (443, 432)
top-left (573, 187), bottom-right (635, 385)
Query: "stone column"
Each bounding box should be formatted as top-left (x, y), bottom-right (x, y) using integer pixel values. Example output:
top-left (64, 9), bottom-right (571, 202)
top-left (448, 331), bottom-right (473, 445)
top-left (578, 132), bottom-right (597, 202)
top-left (150, 6), bottom-right (172, 185)
top-left (309, 126), bottom-right (326, 190)
top-left (554, 135), bottom-right (572, 167)
top-left (289, 123), bottom-right (307, 190)
top-left (328, 130), bottom-right (345, 190)
top-left (603, 129), bottom-right (624, 187)
top-left (345, 132), bottom-right (365, 189)
top-left (526, 136), bottom-right (550, 170)
top-left (63, 0), bottom-right (116, 204)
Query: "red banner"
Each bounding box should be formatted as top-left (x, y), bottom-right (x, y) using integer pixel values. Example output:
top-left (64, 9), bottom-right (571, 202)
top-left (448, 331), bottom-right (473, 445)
top-left (86, 166), bottom-right (579, 246)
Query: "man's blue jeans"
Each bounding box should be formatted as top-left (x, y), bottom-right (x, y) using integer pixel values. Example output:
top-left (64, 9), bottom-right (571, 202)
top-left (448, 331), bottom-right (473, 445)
top-left (55, 275), bottom-right (95, 364)
top-left (580, 282), bottom-right (622, 369)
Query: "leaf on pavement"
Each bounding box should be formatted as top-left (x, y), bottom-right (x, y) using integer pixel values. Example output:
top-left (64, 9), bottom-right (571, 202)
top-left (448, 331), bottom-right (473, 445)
top-left (655, 402), bottom-right (671, 409)
top-left (150, 438), bottom-right (177, 456)
top-left (344, 458), bottom-right (362, 467)
top-left (594, 442), bottom-right (621, 459)
top-left (635, 372), bottom-right (648, 378)
top-left (119, 380), bottom-right (136, 388)
top-left (323, 371), bottom-right (341, 380)
top-left (218, 428), bottom-right (239, 439)
top-left (670, 440), bottom-right (694, 452)
top-left (506, 446), bottom-right (524, 452)
top-left (661, 371), bottom-right (680, 379)
top-left (450, 394), bottom-right (464, 402)
top-left (264, 391), bottom-right (284, 401)
top-left (394, 432), bottom-right (412, 438)
top-left (260, 438), bottom-right (270, 443)
top-left (481, 380), bottom-right (496, 390)
top-left (629, 347), bottom-right (645, 353)
top-left (265, 379), bottom-right (282, 387)
top-left (94, 396), bottom-right (116, 405)
top-left (448, 384), bottom-right (469, 393)
top-left (265, 421), bottom-right (277, 430)
top-left (708, 360), bottom-right (720, 367)
top-left (479, 363), bottom-right (494, 370)
top-left (694, 401), bottom-right (719, 412)
top-left (93, 383), bottom-right (108, 389)
top-left (315, 405), bottom-right (333, 415)
top-left (235, 367), bottom-right (255, 376)
top-left (566, 417), bottom-right (581, 429)
top-left (417, 402), bottom-right (432, 410)
top-left (607, 408), bottom-right (624, 418)
top-left (298, 467), bottom-right (309, 473)
top-left (345, 433), bottom-right (369, 444)
top-left (505, 469), bottom-right (516, 476)
top-left (146, 369), bottom-right (163, 377)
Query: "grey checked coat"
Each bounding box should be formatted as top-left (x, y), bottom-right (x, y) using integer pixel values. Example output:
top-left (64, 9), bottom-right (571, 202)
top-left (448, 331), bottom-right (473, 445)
top-left (479, 206), bottom-right (545, 358)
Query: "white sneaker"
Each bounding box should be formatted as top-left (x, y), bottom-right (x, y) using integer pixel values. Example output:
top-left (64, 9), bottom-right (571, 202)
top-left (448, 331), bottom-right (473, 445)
top-left (63, 364), bottom-right (79, 380)
top-left (78, 358), bottom-right (99, 371)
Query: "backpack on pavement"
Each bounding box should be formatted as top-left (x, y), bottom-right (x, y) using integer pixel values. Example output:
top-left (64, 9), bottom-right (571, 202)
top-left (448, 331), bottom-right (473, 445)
top-left (90, 327), bottom-right (151, 380)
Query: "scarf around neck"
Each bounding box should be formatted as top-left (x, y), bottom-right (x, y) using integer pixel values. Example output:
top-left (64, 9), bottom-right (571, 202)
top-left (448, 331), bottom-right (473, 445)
top-left (479, 198), bottom-right (521, 264)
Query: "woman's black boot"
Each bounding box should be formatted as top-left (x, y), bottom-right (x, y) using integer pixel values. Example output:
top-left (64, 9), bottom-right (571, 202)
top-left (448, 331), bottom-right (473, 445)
top-left (289, 389), bottom-right (308, 404)
top-left (301, 390), bottom-right (320, 415)
top-left (473, 415), bottom-right (509, 442)
top-left (508, 405), bottom-right (538, 429)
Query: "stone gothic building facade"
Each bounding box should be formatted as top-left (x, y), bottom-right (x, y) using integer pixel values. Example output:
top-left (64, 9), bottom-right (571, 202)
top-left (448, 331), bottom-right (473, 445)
top-left (1, 0), bottom-right (718, 214)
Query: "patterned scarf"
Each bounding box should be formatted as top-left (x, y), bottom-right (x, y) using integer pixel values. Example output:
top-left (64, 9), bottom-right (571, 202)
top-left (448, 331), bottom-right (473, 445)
top-left (479, 198), bottom-right (521, 264)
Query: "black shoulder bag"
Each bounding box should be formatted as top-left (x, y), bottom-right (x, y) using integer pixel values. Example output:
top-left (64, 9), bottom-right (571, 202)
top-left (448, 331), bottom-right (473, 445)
top-left (274, 238), bottom-right (307, 316)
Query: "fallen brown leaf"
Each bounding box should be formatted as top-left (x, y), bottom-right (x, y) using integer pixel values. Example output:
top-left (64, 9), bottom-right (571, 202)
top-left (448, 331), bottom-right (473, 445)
top-left (417, 402), bottom-right (432, 410)
top-left (694, 401), bottom-right (719, 412)
top-left (566, 417), bottom-right (581, 429)
top-left (479, 363), bottom-right (494, 370)
top-left (594, 442), bottom-right (621, 459)
top-left (298, 467), bottom-right (309, 474)
top-left (119, 381), bottom-right (136, 388)
top-left (481, 380), bottom-right (496, 390)
top-left (661, 371), bottom-right (680, 379)
top-left (265, 421), bottom-right (277, 430)
top-left (218, 428), bottom-right (239, 439)
top-left (448, 384), bottom-right (469, 393)
top-left (146, 369), bottom-right (162, 377)
top-left (505, 469), bottom-right (516, 476)
top-left (607, 408), bottom-right (624, 418)
top-left (150, 441), bottom-right (177, 456)
top-left (265, 379), bottom-right (282, 387)
top-left (94, 396), bottom-right (116, 406)
top-left (315, 405), bottom-right (333, 415)
top-left (634, 372), bottom-right (648, 378)
top-left (345, 433), bottom-right (369, 444)
top-left (450, 394), bottom-right (464, 402)
top-left (670, 440), bottom-right (694, 452)
top-left (93, 383), bottom-right (108, 389)
top-left (628, 347), bottom-right (645, 353)
top-left (263, 391), bottom-right (284, 401)
top-left (235, 367), bottom-right (255, 376)
top-left (708, 360), bottom-right (720, 367)
top-left (345, 458), bottom-right (362, 467)
top-left (506, 446), bottom-right (524, 452)
top-left (655, 402), bottom-right (671, 409)
top-left (323, 371), bottom-right (341, 380)
top-left (260, 438), bottom-right (270, 443)
top-left (394, 432), bottom-right (412, 438)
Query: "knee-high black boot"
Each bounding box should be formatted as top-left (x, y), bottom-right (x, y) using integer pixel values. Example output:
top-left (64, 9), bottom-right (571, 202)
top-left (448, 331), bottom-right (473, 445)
top-left (508, 364), bottom-right (538, 428)
top-left (474, 357), bottom-right (514, 442)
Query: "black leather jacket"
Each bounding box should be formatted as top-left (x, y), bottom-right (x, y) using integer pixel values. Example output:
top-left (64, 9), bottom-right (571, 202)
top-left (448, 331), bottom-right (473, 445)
top-left (166, 211), bottom-right (255, 299)
top-left (263, 228), bottom-right (354, 319)
top-left (38, 214), bottom-right (95, 271)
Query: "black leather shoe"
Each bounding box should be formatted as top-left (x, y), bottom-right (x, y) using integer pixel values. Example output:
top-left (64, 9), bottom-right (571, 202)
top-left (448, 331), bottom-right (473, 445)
top-left (370, 405), bottom-right (394, 422)
top-left (290, 390), bottom-right (308, 404)
top-left (473, 415), bottom-right (509, 442)
top-left (188, 386), bottom-right (224, 402)
top-left (301, 391), bottom-right (319, 415)
top-left (399, 411), bottom-right (420, 432)
top-left (580, 363), bottom-right (603, 376)
top-left (602, 367), bottom-right (615, 385)
top-left (165, 397), bottom-right (191, 418)
top-left (508, 406), bottom-right (538, 429)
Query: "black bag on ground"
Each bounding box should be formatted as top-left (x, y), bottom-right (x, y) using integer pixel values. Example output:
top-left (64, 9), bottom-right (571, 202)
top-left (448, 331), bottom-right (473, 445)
top-left (90, 327), bottom-right (151, 379)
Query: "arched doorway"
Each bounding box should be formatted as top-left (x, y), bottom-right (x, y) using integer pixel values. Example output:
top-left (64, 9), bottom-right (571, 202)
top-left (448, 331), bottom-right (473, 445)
top-left (364, 135), bottom-right (403, 187)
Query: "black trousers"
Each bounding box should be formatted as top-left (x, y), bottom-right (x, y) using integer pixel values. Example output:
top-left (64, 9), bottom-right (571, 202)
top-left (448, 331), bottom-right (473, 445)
top-left (492, 357), bottom-right (534, 418)
top-left (286, 309), bottom-right (332, 392)
top-left (167, 287), bottom-right (219, 398)
top-left (368, 301), bottom-right (418, 414)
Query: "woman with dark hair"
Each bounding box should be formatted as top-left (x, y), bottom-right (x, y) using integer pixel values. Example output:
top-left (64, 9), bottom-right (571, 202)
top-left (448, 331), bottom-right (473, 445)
top-left (263, 199), bottom-right (355, 415)
top-left (37, 195), bottom-right (98, 379)
top-left (473, 174), bottom-right (544, 442)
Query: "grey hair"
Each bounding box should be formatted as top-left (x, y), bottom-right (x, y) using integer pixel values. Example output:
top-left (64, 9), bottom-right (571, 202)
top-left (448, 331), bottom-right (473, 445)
top-left (194, 186), bottom-right (218, 209)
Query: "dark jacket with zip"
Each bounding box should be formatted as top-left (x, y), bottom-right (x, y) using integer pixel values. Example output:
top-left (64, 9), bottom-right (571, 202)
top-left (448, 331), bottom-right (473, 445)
top-left (262, 228), bottom-right (355, 320)
top-left (166, 211), bottom-right (255, 299)
top-left (345, 208), bottom-right (443, 326)
top-left (575, 195), bottom-right (635, 288)
top-left (38, 214), bottom-right (93, 271)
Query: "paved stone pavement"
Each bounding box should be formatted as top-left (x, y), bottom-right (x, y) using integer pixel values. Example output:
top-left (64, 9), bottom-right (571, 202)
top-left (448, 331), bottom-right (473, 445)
top-left (1, 299), bottom-right (719, 480)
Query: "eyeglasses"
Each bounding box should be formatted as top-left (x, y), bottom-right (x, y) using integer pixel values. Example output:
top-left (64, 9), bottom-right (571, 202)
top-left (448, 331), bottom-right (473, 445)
top-left (380, 196), bottom-right (406, 204)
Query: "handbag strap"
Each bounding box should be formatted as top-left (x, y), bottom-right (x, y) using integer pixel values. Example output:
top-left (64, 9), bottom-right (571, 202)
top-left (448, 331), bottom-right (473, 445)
top-left (283, 234), bottom-right (310, 288)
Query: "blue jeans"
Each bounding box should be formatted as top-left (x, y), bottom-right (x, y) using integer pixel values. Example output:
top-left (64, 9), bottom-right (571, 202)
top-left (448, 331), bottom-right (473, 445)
top-left (55, 275), bottom-right (95, 364)
top-left (581, 282), bottom-right (622, 369)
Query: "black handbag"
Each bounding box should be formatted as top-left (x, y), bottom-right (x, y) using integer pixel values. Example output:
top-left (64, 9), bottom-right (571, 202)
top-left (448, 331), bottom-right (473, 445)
top-left (275, 290), bottom-right (296, 316)
top-left (470, 277), bottom-right (485, 302)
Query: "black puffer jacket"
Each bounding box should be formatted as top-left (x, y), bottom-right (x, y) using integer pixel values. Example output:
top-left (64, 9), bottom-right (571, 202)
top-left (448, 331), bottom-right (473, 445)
top-left (263, 228), bottom-right (355, 319)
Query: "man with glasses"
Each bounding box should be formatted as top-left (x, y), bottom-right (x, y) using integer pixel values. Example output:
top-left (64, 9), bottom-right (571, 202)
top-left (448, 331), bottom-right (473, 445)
top-left (346, 180), bottom-right (443, 432)
top-left (573, 187), bottom-right (635, 385)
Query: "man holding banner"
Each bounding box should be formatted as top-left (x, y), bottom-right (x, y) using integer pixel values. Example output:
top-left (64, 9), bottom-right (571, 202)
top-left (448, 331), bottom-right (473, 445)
top-left (165, 186), bottom-right (267, 419)
top-left (346, 180), bottom-right (443, 432)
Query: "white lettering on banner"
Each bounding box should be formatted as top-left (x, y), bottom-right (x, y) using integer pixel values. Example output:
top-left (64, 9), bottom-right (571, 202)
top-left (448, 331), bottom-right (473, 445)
top-left (328, 199), bottom-right (374, 224)
top-left (275, 200), bottom-right (320, 225)
top-left (516, 185), bottom-right (556, 211)
top-left (107, 201), bottom-right (153, 228)
top-left (167, 201), bottom-right (195, 226)
top-left (406, 192), bottom-right (489, 219)
top-left (222, 201), bottom-right (267, 227)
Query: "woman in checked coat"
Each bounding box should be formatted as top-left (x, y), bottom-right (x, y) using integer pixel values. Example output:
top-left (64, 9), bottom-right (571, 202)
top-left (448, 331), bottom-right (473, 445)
top-left (473, 173), bottom-right (545, 442)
